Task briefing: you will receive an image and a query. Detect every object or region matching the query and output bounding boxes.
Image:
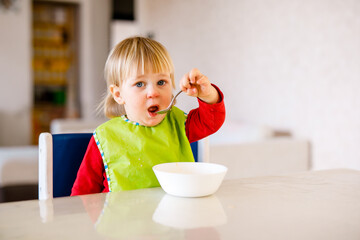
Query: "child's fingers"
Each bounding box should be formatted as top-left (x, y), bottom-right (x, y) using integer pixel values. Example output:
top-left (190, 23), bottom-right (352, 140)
top-left (181, 68), bottom-right (211, 98)
top-left (189, 69), bottom-right (210, 89)
top-left (195, 75), bottom-right (209, 87)
top-left (180, 74), bottom-right (198, 97)
top-left (179, 73), bottom-right (191, 91)
top-left (188, 68), bottom-right (202, 84)
top-left (186, 87), bottom-right (198, 97)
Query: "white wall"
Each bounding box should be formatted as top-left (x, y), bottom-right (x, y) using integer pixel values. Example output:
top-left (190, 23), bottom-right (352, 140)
top-left (78, 0), bottom-right (110, 121)
top-left (110, 21), bottom-right (139, 48)
top-left (0, 0), bottom-right (32, 146)
top-left (137, 0), bottom-right (360, 170)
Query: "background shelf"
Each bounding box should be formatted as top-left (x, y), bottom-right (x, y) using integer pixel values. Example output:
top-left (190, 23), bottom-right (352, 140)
top-left (32, 2), bottom-right (80, 144)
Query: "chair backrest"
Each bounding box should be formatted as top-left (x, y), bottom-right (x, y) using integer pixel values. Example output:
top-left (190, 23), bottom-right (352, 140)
top-left (38, 132), bottom-right (206, 200)
top-left (38, 133), bottom-right (92, 200)
top-left (53, 133), bottom-right (93, 198)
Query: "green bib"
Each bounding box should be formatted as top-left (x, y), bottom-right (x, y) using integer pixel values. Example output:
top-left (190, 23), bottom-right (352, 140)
top-left (94, 107), bottom-right (195, 192)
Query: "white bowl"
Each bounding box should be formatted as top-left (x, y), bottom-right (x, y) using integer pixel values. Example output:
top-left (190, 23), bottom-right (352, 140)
top-left (153, 162), bottom-right (227, 197)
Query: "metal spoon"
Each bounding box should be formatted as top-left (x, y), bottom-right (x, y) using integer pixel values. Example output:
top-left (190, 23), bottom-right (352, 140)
top-left (156, 90), bottom-right (182, 114)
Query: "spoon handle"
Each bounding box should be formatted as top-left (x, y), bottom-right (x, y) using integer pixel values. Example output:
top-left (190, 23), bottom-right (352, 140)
top-left (156, 90), bottom-right (182, 114)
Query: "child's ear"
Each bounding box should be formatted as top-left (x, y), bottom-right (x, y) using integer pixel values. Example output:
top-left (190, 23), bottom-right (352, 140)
top-left (109, 85), bottom-right (125, 104)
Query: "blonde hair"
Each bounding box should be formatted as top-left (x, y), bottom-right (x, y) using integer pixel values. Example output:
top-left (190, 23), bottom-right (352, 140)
top-left (101, 36), bottom-right (175, 118)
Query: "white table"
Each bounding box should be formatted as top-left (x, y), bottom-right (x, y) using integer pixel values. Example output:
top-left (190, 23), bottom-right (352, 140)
top-left (0, 169), bottom-right (359, 239)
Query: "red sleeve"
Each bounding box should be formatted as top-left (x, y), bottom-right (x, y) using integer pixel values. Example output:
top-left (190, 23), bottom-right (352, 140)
top-left (71, 136), bottom-right (109, 196)
top-left (186, 84), bottom-right (226, 143)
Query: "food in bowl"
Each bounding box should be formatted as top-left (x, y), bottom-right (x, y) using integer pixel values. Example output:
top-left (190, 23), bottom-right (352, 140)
top-left (153, 162), bottom-right (227, 197)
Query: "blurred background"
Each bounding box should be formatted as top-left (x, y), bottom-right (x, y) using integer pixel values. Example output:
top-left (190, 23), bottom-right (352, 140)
top-left (0, 0), bottom-right (359, 201)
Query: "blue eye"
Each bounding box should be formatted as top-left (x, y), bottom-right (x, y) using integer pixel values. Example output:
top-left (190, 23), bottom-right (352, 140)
top-left (136, 82), bottom-right (144, 87)
top-left (158, 80), bottom-right (165, 86)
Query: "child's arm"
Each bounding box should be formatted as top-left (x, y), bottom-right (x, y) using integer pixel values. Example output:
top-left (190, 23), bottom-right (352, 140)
top-left (180, 68), bottom-right (220, 104)
top-left (185, 84), bottom-right (225, 143)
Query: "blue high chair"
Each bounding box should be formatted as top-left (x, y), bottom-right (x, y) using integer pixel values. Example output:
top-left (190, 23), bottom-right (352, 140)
top-left (38, 132), bottom-right (208, 200)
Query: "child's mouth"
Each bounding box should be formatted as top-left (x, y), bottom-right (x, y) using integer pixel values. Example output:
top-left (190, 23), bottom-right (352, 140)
top-left (148, 105), bottom-right (159, 116)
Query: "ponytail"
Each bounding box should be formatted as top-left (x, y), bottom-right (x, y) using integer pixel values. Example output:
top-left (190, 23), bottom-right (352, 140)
top-left (98, 92), bottom-right (125, 118)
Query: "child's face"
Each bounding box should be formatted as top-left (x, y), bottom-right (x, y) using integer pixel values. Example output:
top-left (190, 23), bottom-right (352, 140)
top-left (114, 70), bottom-right (173, 126)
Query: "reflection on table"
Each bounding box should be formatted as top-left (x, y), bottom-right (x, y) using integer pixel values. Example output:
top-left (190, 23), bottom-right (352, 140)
top-left (153, 194), bottom-right (226, 229)
top-left (0, 169), bottom-right (359, 240)
top-left (90, 190), bottom-right (226, 239)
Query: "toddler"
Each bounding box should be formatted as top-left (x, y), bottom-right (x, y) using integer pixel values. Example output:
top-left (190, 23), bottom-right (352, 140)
top-left (71, 36), bottom-right (225, 195)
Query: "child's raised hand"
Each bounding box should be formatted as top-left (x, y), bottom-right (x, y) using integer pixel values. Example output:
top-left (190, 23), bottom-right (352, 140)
top-left (179, 68), bottom-right (219, 104)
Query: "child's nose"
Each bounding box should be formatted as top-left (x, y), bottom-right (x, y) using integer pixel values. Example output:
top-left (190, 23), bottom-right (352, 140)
top-left (147, 86), bottom-right (160, 98)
